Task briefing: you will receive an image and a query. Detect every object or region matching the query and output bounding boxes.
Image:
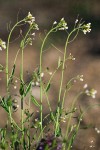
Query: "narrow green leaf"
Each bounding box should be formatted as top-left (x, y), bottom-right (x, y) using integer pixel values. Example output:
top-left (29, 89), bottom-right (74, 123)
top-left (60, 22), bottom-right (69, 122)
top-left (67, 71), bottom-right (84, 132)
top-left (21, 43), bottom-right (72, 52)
top-left (7, 96), bottom-right (12, 107)
top-left (0, 64), bottom-right (4, 71)
top-left (24, 82), bottom-right (32, 97)
top-left (11, 64), bottom-right (15, 76)
top-left (50, 112), bottom-right (56, 122)
top-left (31, 95), bottom-right (40, 107)
top-left (56, 126), bottom-right (61, 137)
top-left (45, 83), bottom-right (51, 92)
top-left (58, 56), bottom-right (61, 67)
top-left (0, 97), bottom-right (11, 113)
top-left (8, 64), bottom-right (16, 85)
top-left (19, 82), bottom-right (24, 96)
top-left (24, 112), bottom-right (34, 123)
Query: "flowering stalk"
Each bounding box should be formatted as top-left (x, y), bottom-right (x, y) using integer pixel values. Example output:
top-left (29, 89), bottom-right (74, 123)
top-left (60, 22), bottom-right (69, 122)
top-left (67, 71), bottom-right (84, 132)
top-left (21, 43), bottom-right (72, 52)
top-left (64, 92), bottom-right (83, 142)
top-left (39, 18), bottom-right (68, 135)
top-left (6, 19), bottom-right (26, 92)
top-left (19, 12), bottom-right (39, 147)
top-left (55, 20), bottom-right (92, 136)
top-left (67, 103), bottom-right (100, 150)
top-left (3, 19), bottom-right (26, 149)
top-left (39, 27), bottom-right (56, 137)
top-left (55, 28), bottom-right (77, 137)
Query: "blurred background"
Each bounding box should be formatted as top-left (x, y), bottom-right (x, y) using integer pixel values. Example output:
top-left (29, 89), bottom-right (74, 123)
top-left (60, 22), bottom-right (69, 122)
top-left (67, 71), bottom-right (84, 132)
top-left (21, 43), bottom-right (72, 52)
top-left (0, 0), bottom-right (100, 149)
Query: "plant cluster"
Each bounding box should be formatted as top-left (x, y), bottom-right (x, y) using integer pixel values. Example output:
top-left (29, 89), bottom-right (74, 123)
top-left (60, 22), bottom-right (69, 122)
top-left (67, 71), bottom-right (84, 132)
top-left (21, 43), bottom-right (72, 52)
top-left (0, 12), bottom-right (98, 150)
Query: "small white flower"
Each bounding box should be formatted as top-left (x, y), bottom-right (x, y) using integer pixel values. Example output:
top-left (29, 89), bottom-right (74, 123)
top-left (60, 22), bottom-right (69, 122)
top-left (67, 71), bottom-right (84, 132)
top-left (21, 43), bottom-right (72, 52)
top-left (68, 53), bottom-right (75, 60)
top-left (82, 23), bottom-right (91, 34)
top-left (72, 57), bottom-right (75, 60)
top-left (27, 12), bottom-right (35, 21)
top-left (49, 72), bottom-right (52, 75)
top-left (85, 88), bottom-right (97, 99)
top-left (2, 41), bottom-right (6, 49)
top-left (60, 116), bottom-right (66, 123)
top-left (58, 18), bottom-right (68, 31)
top-left (26, 12), bottom-right (35, 25)
top-left (85, 89), bottom-right (89, 95)
top-left (53, 21), bottom-right (57, 25)
top-left (91, 89), bottom-right (97, 98)
top-left (95, 128), bottom-right (100, 134)
top-left (92, 94), bottom-right (96, 99)
top-left (27, 21), bottom-right (32, 25)
top-left (80, 75), bottom-right (83, 81)
top-left (0, 47), bottom-right (2, 51)
top-left (14, 86), bottom-right (17, 89)
top-left (83, 84), bottom-right (88, 89)
top-left (40, 72), bottom-right (44, 77)
top-left (0, 39), bottom-right (6, 50)
top-left (34, 24), bottom-right (39, 30)
top-left (80, 118), bottom-right (82, 121)
top-left (36, 110), bottom-right (39, 113)
top-left (80, 77), bottom-right (84, 81)
top-left (75, 19), bottom-right (78, 24)
top-left (97, 130), bottom-right (100, 134)
top-left (15, 80), bottom-right (18, 83)
top-left (74, 108), bottom-right (77, 111)
top-left (83, 29), bottom-right (87, 34)
top-left (29, 42), bottom-right (32, 45)
top-left (28, 12), bottom-right (33, 18)
top-left (61, 17), bottom-right (64, 21)
top-left (65, 26), bottom-right (68, 29)
top-left (36, 81), bottom-right (39, 86)
top-left (32, 32), bottom-right (35, 36)
top-left (59, 27), bottom-right (65, 30)
top-left (77, 75), bottom-right (84, 81)
top-left (16, 104), bottom-right (19, 108)
top-left (90, 145), bottom-right (93, 148)
top-left (95, 127), bottom-right (98, 131)
top-left (32, 82), bottom-right (35, 86)
top-left (35, 118), bottom-right (38, 122)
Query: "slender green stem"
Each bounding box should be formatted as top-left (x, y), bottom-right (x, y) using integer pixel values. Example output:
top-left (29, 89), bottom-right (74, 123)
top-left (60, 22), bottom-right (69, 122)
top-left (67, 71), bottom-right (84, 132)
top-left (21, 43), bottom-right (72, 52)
top-left (67, 103), bottom-right (100, 150)
top-left (6, 19), bottom-right (25, 92)
top-left (55, 28), bottom-right (79, 136)
top-left (42, 84), bottom-right (52, 112)
top-left (20, 47), bottom-right (24, 146)
top-left (55, 33), bottom-right (71, 136)
top-left (61, 89), bottom-right (67, 109)
top-left (27, 89), bottom-right (32, 150)
top-left (58, 32), bottom-right (72, 103)
top-left (64, 92), bottom-right (83, 147)
top-left (46, 63), bottom-right (62, 91)
top-left (5, 18), bottom-right (25, 148)
top-left (11, 118), bottom-right (22, 131)
top-left (39, 27), bottom-right (56, 137)
top-left (61, 76), bottom-right (78, 109)
top-left (13, 48), bottom-right (21, 64)
top-left (9, 107), bottom-right (14, 149)
top-left (20, 23), bottom-right (35, 148)
top-left (68, 28), bottom-right (80, 44)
